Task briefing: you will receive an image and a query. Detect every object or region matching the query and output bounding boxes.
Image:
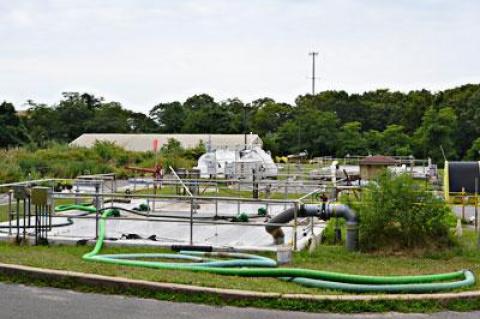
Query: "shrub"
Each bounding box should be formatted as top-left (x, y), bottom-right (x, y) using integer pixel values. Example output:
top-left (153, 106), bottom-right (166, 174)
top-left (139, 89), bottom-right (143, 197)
top-left (184, 141), bottom-right (207, 160)
top-left (93, 141), bottom-right (124, 162)
top-left (0, 141), bottom-right (193, 182)
top-left (321, 218), bottom-right (346, 245)
top-left (350, 171), bottom-right (454, 252)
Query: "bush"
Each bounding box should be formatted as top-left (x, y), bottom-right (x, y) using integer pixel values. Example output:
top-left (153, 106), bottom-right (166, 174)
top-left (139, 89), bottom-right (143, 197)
top-left (351, 171), bottom-right (455, 252)
top-left (321, 218), bottom-right (346, 245)
top-left (93, 141), bottom-right (126, 162)
top-left (184, 141), bottom-right (207, 160)
top-left (0, 141), bottom-right (199, 182)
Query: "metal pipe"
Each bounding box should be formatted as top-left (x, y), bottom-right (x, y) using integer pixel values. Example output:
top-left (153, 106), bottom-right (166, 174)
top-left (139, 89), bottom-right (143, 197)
top-left (53, 191), bottom-right (297, 204)
top-left (265, 203), bottom-right (359, 251)
top-left (52, 212), bottom-right (295, 227)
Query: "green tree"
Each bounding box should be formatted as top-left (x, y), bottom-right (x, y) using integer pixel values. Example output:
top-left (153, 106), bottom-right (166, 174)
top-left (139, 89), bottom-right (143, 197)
top-left (435, 84), bottom-right (480, 158)
top-left (336, 122), bottom-right (366, 157)
top-left (25, 103), bottom-right (61, 145)
top-left (277, 110), bottom-right (338, 156)
top-left (413, 106), bottom-right (457, 163)
top-left (364, 130), bottom-right (382, 155)
top-left (466, 137), bottom-right (480, 160)
top-left (182, 94), bottom-right (235, 133)
top-left (55, 92), bottom-right (97, 140)
top-left (149, 101), bottom-right (185, 133)
top-left (251, 100), bottom-right (292, 136)
top-left (380, 124), bottom-right (411, 156)
top-left (127, 112), bottom-right (159, 133)
top-left (401, 90), bottom-right (433, 134)
top-left (221, 98), bottom-right (247, 133)
top-left (0, 101), bottom-right (28, 148)
top-left (87, 102), bottom-right (131, 133)
top-left (359, 89), bottom-right (405, 131)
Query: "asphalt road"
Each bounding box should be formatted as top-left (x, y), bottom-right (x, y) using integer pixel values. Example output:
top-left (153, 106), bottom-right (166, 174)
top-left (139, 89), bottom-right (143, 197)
top-left (0, 283), bottom-right (479, 319)
top-left (453, 205), bottom-right (479, 225)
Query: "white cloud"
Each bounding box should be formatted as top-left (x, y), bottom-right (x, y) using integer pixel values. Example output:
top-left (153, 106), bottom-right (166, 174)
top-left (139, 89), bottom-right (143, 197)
top-left (0, 0), bottom-right (479, 111)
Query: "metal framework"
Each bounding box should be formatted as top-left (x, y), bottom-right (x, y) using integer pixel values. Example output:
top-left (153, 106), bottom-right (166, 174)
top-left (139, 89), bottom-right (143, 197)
top-left (0, 174), bottom-right (348, 251)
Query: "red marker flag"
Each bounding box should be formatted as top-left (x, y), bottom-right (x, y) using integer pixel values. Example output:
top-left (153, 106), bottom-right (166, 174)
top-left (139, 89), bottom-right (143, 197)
top-left (152, 139), bottom-right (159, 152)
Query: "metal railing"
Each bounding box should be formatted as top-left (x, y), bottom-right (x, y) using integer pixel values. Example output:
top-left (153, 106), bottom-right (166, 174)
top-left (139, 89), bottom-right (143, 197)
top-left (0, 170), bottom-right (355, 249)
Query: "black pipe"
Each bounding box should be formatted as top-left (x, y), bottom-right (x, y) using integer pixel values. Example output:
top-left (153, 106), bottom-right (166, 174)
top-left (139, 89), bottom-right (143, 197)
top-left (171, 245), bottom-right (213, 252)
top-left (265, 203), bottom-right (359, 251)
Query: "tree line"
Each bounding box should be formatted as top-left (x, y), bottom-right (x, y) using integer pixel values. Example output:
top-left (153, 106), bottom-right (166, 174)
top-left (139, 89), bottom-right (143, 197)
top-left (1, 84), bottom-right (480, 164)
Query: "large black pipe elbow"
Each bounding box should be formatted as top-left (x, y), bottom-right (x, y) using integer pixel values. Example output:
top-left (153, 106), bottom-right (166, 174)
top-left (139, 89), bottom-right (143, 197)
top-left (326, 203), bottom-right (358, 223)
top-left (265, 206), bottom-right (319, 245)
top-left (265, 203), bottom-right (359, 251)
top-left (324, 203), bottom-right (359, 251)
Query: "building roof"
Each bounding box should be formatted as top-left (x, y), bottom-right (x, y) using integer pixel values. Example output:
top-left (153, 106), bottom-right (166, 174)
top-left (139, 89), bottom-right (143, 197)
top-left (70, 133), bottom-right (262, 152)
top-left (359, 155), bottom-right (398, 166)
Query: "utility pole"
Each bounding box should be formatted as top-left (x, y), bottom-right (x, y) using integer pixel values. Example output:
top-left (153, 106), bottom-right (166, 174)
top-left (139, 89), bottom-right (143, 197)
top-left (243, 105), bottom-right (247, 150)
top-left (309, 51), bottom-right (319, 95)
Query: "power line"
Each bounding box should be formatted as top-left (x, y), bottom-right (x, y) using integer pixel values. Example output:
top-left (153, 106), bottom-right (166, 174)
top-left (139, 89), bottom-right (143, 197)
top-left (308, 51), bottom-right (319, 95)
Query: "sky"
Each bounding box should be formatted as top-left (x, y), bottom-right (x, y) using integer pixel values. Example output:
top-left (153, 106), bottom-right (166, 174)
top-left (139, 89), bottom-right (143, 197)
top-left (0, 0), bottom-right (479, 113)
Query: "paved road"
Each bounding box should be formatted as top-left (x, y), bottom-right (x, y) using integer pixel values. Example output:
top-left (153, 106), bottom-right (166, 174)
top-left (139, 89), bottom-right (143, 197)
top-left (0, 283), bottom-right (479, 319)
top-left (452, 205), bottom-right (478, 226)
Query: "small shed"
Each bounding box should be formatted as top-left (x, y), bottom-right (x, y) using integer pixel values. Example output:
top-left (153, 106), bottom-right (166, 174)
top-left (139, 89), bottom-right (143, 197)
top-left (359, 155), bottom-right (397, 180)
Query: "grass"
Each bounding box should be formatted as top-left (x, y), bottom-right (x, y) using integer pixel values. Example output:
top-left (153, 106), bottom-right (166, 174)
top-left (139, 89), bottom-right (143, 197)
top-left (1, 153), bottom-right (477, 311)
top-left (0, 198), bottom-right (89, 222)
top-left (1, 174), bottom-right (479, 312)
top-left (1, 230), bottom-right (480, 313)
top-left (4, 272), bottom-right (480, 314)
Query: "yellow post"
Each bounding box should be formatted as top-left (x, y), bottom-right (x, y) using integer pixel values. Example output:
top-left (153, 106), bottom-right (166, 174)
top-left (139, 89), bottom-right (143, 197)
top-left (443, 161), bottom-right (450, 203)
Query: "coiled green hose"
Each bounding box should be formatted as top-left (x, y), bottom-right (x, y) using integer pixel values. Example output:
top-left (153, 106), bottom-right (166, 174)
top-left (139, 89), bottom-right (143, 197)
top-left (70, 208), bottom-right (475, 293)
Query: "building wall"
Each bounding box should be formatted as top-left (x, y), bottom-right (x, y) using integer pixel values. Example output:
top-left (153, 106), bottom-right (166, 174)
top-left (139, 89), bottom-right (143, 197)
top-left (360, 165), bottom-right (387, 180)
top-left (70, 134), bottom-right (263, 152)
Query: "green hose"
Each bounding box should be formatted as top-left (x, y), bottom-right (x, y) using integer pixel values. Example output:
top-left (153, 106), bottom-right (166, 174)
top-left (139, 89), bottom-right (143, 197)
top-left (73, 209), bottom-right (476, 293)
top-left (56, 204), bottom-right (97, 213)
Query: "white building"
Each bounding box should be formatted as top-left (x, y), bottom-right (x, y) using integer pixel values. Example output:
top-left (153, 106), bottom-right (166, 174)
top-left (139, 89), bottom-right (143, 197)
top-left (70, 133), bottom-right (262, 152)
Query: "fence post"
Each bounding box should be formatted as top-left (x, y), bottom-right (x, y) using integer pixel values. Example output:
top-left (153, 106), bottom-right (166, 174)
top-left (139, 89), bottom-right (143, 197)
top-left (293, 201), bottom-right (299, 251)
top-left (190, 197), bottom-right (194, 245)
top-left (95, 184), bottom-right (100, 239)
top-left (284, 180), bottom-right (288, 210)
top-left (50, 182), bottom-right (55, 231)
top-left (237, 181), bottom-right (241, 215)
top-left (75, 186), bottom-right (80, 205)
top-left (8, 190), bottom-right (12, 236)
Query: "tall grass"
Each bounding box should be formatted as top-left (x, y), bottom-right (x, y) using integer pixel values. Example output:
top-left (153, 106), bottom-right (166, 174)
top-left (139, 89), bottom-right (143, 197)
top-left (0, 140), bottom-right (199, 183)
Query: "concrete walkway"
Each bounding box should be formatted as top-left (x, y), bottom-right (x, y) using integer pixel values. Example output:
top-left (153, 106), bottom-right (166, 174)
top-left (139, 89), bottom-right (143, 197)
top-left (1, 283), bottom-right (479, 319)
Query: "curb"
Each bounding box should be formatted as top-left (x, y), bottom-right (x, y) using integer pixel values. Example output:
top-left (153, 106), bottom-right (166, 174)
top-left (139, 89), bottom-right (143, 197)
top-left (1, 262), bottom-right (480, 302)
